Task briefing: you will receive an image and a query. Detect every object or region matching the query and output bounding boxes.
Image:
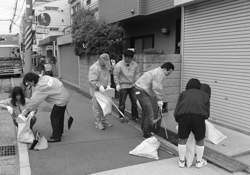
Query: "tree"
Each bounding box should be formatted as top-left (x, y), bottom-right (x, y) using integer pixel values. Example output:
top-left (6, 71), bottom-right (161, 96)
top-left (72, 8), bottom-right (124, 58)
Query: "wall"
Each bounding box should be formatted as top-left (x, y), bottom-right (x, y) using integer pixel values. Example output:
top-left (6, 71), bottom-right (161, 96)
top-left (79, 54), bottom-right (181, 110)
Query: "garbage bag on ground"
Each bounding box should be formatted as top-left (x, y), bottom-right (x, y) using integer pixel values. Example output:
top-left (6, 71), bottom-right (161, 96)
top-left (30, 132), bottom-right (48, 150)
top-left (17, 114), bottom-right (35, 143)
top-left (129, 136), bottom-right (160, 160)
top-left (94, 91), bottom-right (112, 116)
top-left (205, 120), bottom-right (227, 145)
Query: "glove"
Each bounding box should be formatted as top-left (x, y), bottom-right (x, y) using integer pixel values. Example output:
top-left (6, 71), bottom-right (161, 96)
top-left (157, 101), bottom-right (163, 110)
top-left (106, 85), bottom-right (111, 89)
top-left (22, 109), bottom-right (28, 117)
top-left (6, 106), bottom-right (13, 115)
top-left (116, 85), bottom-right (121, 91)
top-left (99, 85), bottom-right (105, 93)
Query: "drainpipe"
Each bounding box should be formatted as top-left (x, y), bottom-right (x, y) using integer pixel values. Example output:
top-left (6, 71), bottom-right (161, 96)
top-left (180, 6), bottom-right (184, 92)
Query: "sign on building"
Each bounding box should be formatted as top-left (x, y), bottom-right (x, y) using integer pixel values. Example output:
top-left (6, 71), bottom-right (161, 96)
top-left (36, 25), bottom-right (49, 34)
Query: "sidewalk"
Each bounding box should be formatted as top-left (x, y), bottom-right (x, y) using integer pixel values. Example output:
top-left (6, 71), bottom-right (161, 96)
top-left (2, 76), bottom-right (250, 175)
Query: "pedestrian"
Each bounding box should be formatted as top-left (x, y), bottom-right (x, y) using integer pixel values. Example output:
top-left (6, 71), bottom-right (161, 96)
top-left (174, 78), bottom-right (210, 168)
top-left (114, 50), bottom-right (140, 123)
top-left (88, 53), bottom-right (113, 130)
top-left (0, 86), bottom-right (36, 130)
top-left (135, 62), bottom-right (174, 139)
top-left (44, 57), bottom-right (53, 77)
top-left (22, 72), bottom-right (70, 143)
top-left (38, 56), bottom-right (45, 75)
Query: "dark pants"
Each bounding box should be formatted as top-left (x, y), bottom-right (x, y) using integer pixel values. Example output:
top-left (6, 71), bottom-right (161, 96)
top-left (119, 87), bottom-right (138, 120)
top-left (50, 105), bottom-right (66, 139)
top-left (135, 88), bottom-right (155, 138)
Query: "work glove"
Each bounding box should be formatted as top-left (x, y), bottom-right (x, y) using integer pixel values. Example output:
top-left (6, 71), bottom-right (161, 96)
top-left (157, 101), bottom-right (163, 111)
top-left (99, 85), bottom-right (105, 93)
top-left (22, 109), bottom-right (28, 117)
top-left (106, 85), bottom-right (111, 89)
top-left (116, 85), bottom-right (121, 91)
top-left (6, 106), bottom-right (13, 115)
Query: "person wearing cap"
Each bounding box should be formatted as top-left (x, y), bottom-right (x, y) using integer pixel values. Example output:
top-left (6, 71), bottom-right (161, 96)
top-left (135, 62), bottom-right (174, 139)
top-left (114, 50), bottom-right (140, 123)
top-left (88, 53), bottom-right (113, 130)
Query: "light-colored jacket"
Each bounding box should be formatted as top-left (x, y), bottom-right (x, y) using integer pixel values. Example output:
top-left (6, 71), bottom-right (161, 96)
top-left (26, 75), bottom-right (70, 111)
top-left (0, 98), bottom-right (30, 119)
top-left (113, 59), bottom-right (140, 89)
top-left (135, 67), bottom-right (165, 100)
top-left (88, 60), bottom-right (111, 96)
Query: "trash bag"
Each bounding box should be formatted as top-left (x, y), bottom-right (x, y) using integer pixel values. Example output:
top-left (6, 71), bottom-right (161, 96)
top-left (185, 133), bottom-right (196, 168)
top-left (205, 120), bottom-right (227, 145)
top-left (17, 114), bottom-right (35, 143)
top-left (94, 91), bottom-right (112, 116)
top-left (30, 132), bottom-right (48, 150)
top-left (129, 136), bottom-right (160, 160)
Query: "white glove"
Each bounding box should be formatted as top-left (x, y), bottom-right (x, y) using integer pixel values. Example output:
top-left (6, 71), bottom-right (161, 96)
top-left (116, 85), bottom-right (121, 91)
top-left (99, 85), bottom-right (105, 93)
top-left (106, 85), bottom-right (111, 89)
top-left (22, 109), bottom-right (28, 117)
top-left (157, 101), bottom-right (163, 110)
top-left (6, 106), bottom-right (13, 115)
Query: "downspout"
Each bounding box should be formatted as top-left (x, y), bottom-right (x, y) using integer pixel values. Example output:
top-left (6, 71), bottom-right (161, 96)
top-left (180, 6), bottom-right (184, 92)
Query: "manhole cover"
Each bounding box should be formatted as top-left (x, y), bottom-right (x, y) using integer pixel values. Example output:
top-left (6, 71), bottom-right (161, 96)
top-left (0, 145), bottom-right (16, 156)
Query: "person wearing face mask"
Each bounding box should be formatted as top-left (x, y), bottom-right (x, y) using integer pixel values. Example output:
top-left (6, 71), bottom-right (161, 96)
top-left (114, 50), bottom-right (140, 123)
top-left (88, 53), bottom-right (113, 130)
top-left (135, 62), bottom-right (174, 139)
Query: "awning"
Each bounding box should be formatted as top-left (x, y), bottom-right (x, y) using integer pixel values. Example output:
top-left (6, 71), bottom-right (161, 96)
top-left (38, 35), bottom-right (61, 46)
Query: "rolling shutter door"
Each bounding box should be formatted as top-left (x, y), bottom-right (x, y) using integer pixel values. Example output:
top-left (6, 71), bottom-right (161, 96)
top-left (182, 0), bottom-right (250, 133)
top-left (60, 44), bottom-right (79, 86)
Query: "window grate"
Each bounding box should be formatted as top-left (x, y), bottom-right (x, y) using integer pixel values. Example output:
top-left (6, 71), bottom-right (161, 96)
top-left (0, 145), bottom-right (16, 156)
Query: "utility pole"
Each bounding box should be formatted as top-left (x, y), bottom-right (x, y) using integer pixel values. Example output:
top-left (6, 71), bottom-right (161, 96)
top-left (24, 0), bottom-right (33, 74)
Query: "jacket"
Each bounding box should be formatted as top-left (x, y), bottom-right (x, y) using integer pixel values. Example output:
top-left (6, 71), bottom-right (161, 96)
top-left (88, 60), bottom-right (111, 96)
top-left (26, 76), bottom-right (70, 112)
top-left (174, 89), bottom-right (210, 122)
top-left (113, 59), bottom-right (140, 89)
top-left (135, 67), bottom-right (165, 101)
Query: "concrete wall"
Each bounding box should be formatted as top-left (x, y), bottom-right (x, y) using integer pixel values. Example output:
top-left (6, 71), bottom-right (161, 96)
top-left (79, 54), bottom-right (181, 111)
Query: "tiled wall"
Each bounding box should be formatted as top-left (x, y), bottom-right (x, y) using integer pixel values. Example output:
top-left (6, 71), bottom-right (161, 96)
top-left (79, 54), bottom-right (181, 110)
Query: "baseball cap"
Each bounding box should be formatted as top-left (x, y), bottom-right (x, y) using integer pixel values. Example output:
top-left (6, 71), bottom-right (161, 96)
top-left (100, 53), bottom-right (111, 69)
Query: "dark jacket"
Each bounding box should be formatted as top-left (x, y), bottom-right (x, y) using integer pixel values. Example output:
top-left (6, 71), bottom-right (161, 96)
top-left (174, 89), bottom-right (210, 122)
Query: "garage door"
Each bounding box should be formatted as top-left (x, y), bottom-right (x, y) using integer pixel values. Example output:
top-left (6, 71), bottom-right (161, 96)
top-left (182, 0), bottom-right (250, 133)
top-left (60, 44), bottom-right (79, 86)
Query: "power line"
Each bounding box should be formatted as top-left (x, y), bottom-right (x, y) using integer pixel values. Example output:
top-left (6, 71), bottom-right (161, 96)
top-left (13, 0), bottom-right (26, 24)
top-left (9, 0), bottom-right (19, 33)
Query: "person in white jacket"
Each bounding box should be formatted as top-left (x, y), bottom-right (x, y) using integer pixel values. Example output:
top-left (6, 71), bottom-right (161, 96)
top-left (22, 72), bottom-right (70, 143)
top-left (135, 62), bottom-right (174, 139)
top-left (88, 53), bottom-right (113, 130)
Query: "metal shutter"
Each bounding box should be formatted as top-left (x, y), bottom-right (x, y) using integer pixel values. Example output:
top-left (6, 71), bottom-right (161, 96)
top-left (60, 44), bottom-right (79, 86)
top-left (182, 0), bottom-right (250, 133)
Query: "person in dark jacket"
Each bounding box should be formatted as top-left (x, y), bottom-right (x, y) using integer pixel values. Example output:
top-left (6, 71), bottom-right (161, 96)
top-left (174, 78), bottom-right (210, 168)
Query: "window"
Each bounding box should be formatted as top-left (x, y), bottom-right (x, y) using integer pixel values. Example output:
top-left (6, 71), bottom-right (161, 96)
top-left (44, 6), bottom-right (59, 11)
top-left (131, 35), bottom-right (154, 54)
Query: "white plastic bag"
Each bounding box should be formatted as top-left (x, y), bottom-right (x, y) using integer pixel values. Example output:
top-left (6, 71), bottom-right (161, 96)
top-left (17, 114), bottom-right (35, 143)
top-left (205, 120), bottom-right (227, 145)
top-left (94, 91), bottom-right (112, 116)
top-left (185, 133), bottom-right (195, 168)
top-left (129, 136), bottom-right (160, 160)
top-left (30, 132), bottom-right (48, 150)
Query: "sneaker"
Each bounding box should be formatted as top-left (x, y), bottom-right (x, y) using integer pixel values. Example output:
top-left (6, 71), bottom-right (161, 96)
top-left (179, 159), bottom-right (186, 168)
top-left (119, 118), bottom-right (124, 123)
top-left (102, 120), bottom-right (113, 127)
top-left (196, 158), bottom-right (207, 168)
top-left (95, 122), bottom-right (105, 130)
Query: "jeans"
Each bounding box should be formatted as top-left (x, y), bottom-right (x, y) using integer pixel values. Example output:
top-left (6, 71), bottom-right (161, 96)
top-left (135, 88), bottom-right (155, 138)
top-left (119, 87), bottom-right (138, 119)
